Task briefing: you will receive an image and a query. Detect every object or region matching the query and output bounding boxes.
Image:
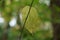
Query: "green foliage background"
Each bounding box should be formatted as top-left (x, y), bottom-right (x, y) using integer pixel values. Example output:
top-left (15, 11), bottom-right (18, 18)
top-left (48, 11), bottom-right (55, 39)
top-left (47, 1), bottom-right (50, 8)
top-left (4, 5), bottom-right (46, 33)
top-left (0, 0), bottom-right (53, 40)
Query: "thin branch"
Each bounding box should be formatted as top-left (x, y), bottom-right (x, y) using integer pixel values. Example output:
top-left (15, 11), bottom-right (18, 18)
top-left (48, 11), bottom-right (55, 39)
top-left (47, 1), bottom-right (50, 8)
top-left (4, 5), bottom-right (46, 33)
top-left (19, 0), bottom-right (34, 40)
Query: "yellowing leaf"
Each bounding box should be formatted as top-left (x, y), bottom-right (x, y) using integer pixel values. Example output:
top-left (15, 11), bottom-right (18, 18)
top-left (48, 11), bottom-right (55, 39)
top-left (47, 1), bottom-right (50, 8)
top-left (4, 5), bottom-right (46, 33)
top-left (21, 6), bottom-right (41, 33)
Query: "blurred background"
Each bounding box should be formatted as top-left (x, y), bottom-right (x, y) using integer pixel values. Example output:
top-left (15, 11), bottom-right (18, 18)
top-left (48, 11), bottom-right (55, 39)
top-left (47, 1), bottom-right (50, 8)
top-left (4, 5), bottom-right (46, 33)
top-left (0, 0), bottom-right (60, 40)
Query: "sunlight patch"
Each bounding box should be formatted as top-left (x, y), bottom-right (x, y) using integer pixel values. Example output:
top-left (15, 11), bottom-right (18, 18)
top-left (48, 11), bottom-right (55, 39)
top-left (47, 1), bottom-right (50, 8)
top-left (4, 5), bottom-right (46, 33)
top-left (9, 17), bottom-right (17, 27)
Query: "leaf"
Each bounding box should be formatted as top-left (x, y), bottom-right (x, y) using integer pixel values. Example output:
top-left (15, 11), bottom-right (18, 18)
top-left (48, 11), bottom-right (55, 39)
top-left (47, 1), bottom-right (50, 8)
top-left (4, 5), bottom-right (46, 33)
top-left (21, 6), bottom-right (41, 33)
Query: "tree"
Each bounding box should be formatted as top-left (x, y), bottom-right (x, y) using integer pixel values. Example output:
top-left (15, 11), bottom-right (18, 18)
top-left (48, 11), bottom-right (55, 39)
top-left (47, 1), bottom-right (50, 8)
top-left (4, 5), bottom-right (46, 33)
top-left (50, 0), bottom-right (60, 40)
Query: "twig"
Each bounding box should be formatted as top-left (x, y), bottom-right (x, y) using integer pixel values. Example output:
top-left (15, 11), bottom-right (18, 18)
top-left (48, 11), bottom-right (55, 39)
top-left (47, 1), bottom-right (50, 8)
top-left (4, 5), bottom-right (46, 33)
top-left (19, 0), bottom-right (34, 40)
